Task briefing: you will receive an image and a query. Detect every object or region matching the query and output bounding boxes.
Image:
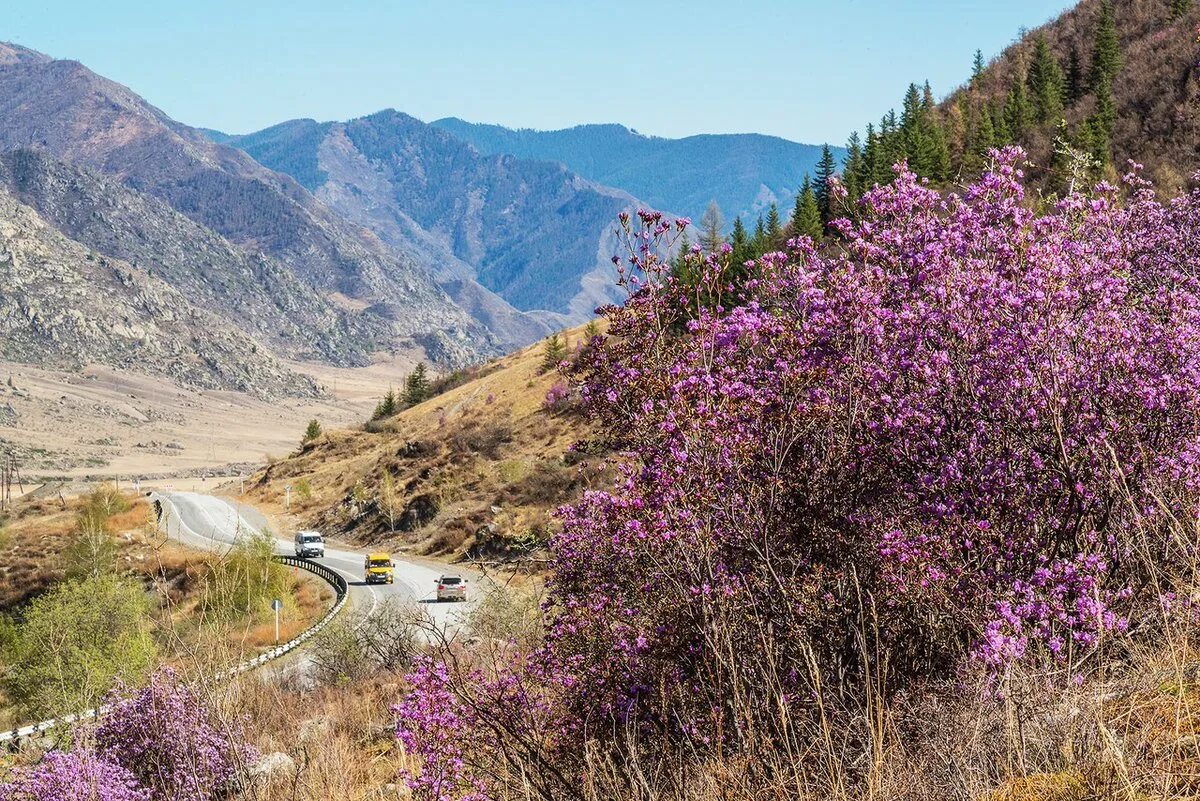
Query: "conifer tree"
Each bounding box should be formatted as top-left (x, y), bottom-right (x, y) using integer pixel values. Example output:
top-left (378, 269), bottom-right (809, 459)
top-left (765, 203), bottom-right (783, 249)
top-left (302, 419), bottom-right (322, 444)
top-left (729, 217), bottom-right (751, 266)
top-left (403, 362), bottom-right (432, 404)
top-left (843, 131), bottom-right (865, 203)
top-left (792, 176), bottom-right (823, 242)
top-left (698, 201), bottom-right (725, 253)
top-left (752, 216), bottom-right (768, 259)
top-left (1172, 0), bottom-right (1193, 20)
top-left (1090, 0), bottom-right (1121, 89)
top-left (1065, 45), bottom-right (1085, 104)
top-left (372, 387), bottom-right (398, 420)
top-left (540, 334), bottom-right (567, 374)
top-left (1027, 34), bottom-right (1066, 123)
top-left (971, 49), bottom-right (986, 86)
top-left (876, 111), bottom-right (900, 185)
top-left (814, 144), bottom-right (838, 222)
top-left (861, 123), bottom-right (879, 190)
top-left (1085, 77), bottom-right (1117, 164)
top-left (1002, 79), bottom-right (1032, 142)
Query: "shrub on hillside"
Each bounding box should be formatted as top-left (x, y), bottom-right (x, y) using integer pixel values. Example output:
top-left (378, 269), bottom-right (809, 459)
top-left (96, 668), bottom-right (255, 801)
top-left (0, 749), bottom-right (148, 801)
top-left (200, 530), bottom-right (291, 623)
top-left (393, 153), bottom-right (1200, 799)
top-left (1, 573), bottom-right (156, 718)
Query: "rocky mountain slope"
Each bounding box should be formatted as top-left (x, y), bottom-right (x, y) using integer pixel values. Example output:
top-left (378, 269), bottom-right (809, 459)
top-left (431, 118), bottom-right (840, 223)
top-left (0, 42), bottom-right (492, 372)
top-left (223, 112), bottom-right (641, 323)
top-left (0, 184), bottom-right (311, 396)
top-left (0, 149), bottom-right (383, 366)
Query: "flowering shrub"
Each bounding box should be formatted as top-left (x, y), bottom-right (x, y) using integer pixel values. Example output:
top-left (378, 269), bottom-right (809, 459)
top-left (0, 750), bottom-right (148, 801)
top-left (393, 658), bottom-right (489, 801)
top-left (95, 669), bottom-right (254, 801)
top-left (541, 381), bottom-right (572, 412)
top-left (395, 153), bottom-right (1200, 797)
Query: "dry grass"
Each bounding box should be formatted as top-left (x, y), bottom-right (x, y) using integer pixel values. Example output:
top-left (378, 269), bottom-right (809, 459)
top-left (240, 323), bottom-right (612, 564)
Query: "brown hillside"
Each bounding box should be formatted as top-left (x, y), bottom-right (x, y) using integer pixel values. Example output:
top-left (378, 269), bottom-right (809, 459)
top-left (952, 0), bottom-right (1199, 186)
top-left (241, 326), bottom-right (608, 563)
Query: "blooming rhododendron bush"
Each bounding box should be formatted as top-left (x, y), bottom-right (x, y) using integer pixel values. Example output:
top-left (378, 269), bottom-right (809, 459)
top-left (395, 151), bottom-right (1200, 798)
top-left (0, 670), bottom-right (253, 801)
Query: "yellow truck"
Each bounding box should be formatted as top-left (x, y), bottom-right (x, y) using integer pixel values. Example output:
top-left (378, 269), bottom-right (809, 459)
top-left (364, 552), bottom-right (395, 585)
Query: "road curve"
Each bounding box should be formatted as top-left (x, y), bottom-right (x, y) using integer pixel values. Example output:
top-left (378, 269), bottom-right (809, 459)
top-left (151, 491), bottom-right (474, 635)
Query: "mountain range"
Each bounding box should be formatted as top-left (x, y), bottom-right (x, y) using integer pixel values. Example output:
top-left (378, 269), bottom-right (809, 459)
top-left (219, 112), bottom-right (637, 323)
top-left (431, 119), bottom-right (841, 223)
top-left (0, 41), bottom-right (833, 398)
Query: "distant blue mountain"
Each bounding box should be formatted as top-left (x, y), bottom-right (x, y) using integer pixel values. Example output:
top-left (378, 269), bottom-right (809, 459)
top-left (431, 119), bottom-right (843, 224)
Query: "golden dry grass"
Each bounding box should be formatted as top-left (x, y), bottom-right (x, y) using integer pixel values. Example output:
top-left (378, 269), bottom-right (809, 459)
top-left (241, 323), bottom-right (611, 563)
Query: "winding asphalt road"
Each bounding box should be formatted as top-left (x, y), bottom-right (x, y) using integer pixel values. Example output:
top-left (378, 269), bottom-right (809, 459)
top-left (151, 491), bottom-right (474, 635)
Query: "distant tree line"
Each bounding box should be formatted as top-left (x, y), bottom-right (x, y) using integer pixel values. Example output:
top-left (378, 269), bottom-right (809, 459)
top-left (677, 0), bottom-right (1141, 276)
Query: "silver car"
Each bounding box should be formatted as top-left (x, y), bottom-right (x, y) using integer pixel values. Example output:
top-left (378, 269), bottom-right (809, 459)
top-left (436, 575), bottom-right (467, 602)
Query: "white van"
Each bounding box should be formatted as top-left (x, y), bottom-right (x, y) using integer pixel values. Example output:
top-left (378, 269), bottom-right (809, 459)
top-left (294, 530), bottom-right (325, 558)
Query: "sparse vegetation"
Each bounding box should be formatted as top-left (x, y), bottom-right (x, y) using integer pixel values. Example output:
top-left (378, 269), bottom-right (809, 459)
top-left (1, 573), bottom-right (156, 718)
top-left (301, 418), bottom-right (322, 445)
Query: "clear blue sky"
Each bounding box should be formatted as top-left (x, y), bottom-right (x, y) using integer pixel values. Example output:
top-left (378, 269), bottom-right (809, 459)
top-left (9, 0), bottom-right (1075, 145)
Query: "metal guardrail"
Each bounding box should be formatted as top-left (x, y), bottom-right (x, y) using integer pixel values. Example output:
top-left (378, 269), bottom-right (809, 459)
top-left (0, 555), bottom-right (348, 746)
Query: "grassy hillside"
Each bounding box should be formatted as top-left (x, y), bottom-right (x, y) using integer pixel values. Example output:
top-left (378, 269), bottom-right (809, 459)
top-left (243, 325), bottom-right (605, 563)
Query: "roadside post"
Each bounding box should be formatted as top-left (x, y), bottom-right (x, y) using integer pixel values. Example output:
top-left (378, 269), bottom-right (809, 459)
top-left (271, 598), bottom-right (283, 643)
top-left (285, 485), bottom-right (291, 510)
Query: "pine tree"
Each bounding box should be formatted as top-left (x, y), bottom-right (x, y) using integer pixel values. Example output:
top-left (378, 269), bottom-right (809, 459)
top-left (765, 203), bottom-right (783, 249)
top-left (814, 144), bottom-right (838, 222)
top-left (1027, 34), bottom-right (1066, 123)
top-left (540, 335), bottom-right (567, 374)
top-left (861, 123), bottom-right (879, 190)
top-left (875, 111), bottom-right (900, 185)
top-left (791, 176), bottom-right (823, 242)
top-left (403, 362), bottom-right (432, 404)
top-left (302, 419), bottom-right (322, 444)
top-left (751, 216), bottom-right (767, 259)
top-left (1090, 0), bottom-right (1121, 89)
top-left (698, 201), bottom-right (725, 253)
top-left (1065, 45), bottom-right (1084, 104)
top-left (1172, 0), bottom-right (1193, 20)
top-left (729, 217), bottom-right (752, 266)
top-left (1002, 78), bottom-right (1033, 143)
top-left (1085, 77), bottom-right (1117, 164)
top-left (843, 131), bottom-right (865, 203)
top-left (372, 387), bottom-right (398, 420)
top-left (971, 49), bottom-right (986, 87)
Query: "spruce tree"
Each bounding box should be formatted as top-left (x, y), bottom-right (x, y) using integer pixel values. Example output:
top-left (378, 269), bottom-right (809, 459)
top-left (1065, 45), bottom-right (1084, 104)
top-left (843, 131), bottom-right (865, 203)
top-left (540, 335), bottom-right (567, 374)
top-left (1027, 34), bottom-right (1066, 123)
top-left (372, 387), bottom-right (398, 420)
top-left (729, 217), bottom-right (751, 266)
top-left (404, 362), bottom-right (432, 404)
top-left (765, 203), bottom-right (783, 249)
top-left (1002, 79), bottom-right (1033, 143)
top-left (1172, 0), bottom-right (1193, 20)
top-left (814, 144), bottom-right (838, 222)
top-left (1090, 0), bottom-right (1121, 89)
top-left (792, 176), bottom-right (823, 242)
top-left (752, 216), bottom-right (768, 259)
top-left (971, 50), bottom-right (986, 88)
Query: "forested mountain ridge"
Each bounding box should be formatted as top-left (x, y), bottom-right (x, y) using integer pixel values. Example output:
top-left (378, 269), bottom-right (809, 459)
top-left (831, 0), bottom-right (1199, 204)
top-left (431, 117), bottom-right (839, 224)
